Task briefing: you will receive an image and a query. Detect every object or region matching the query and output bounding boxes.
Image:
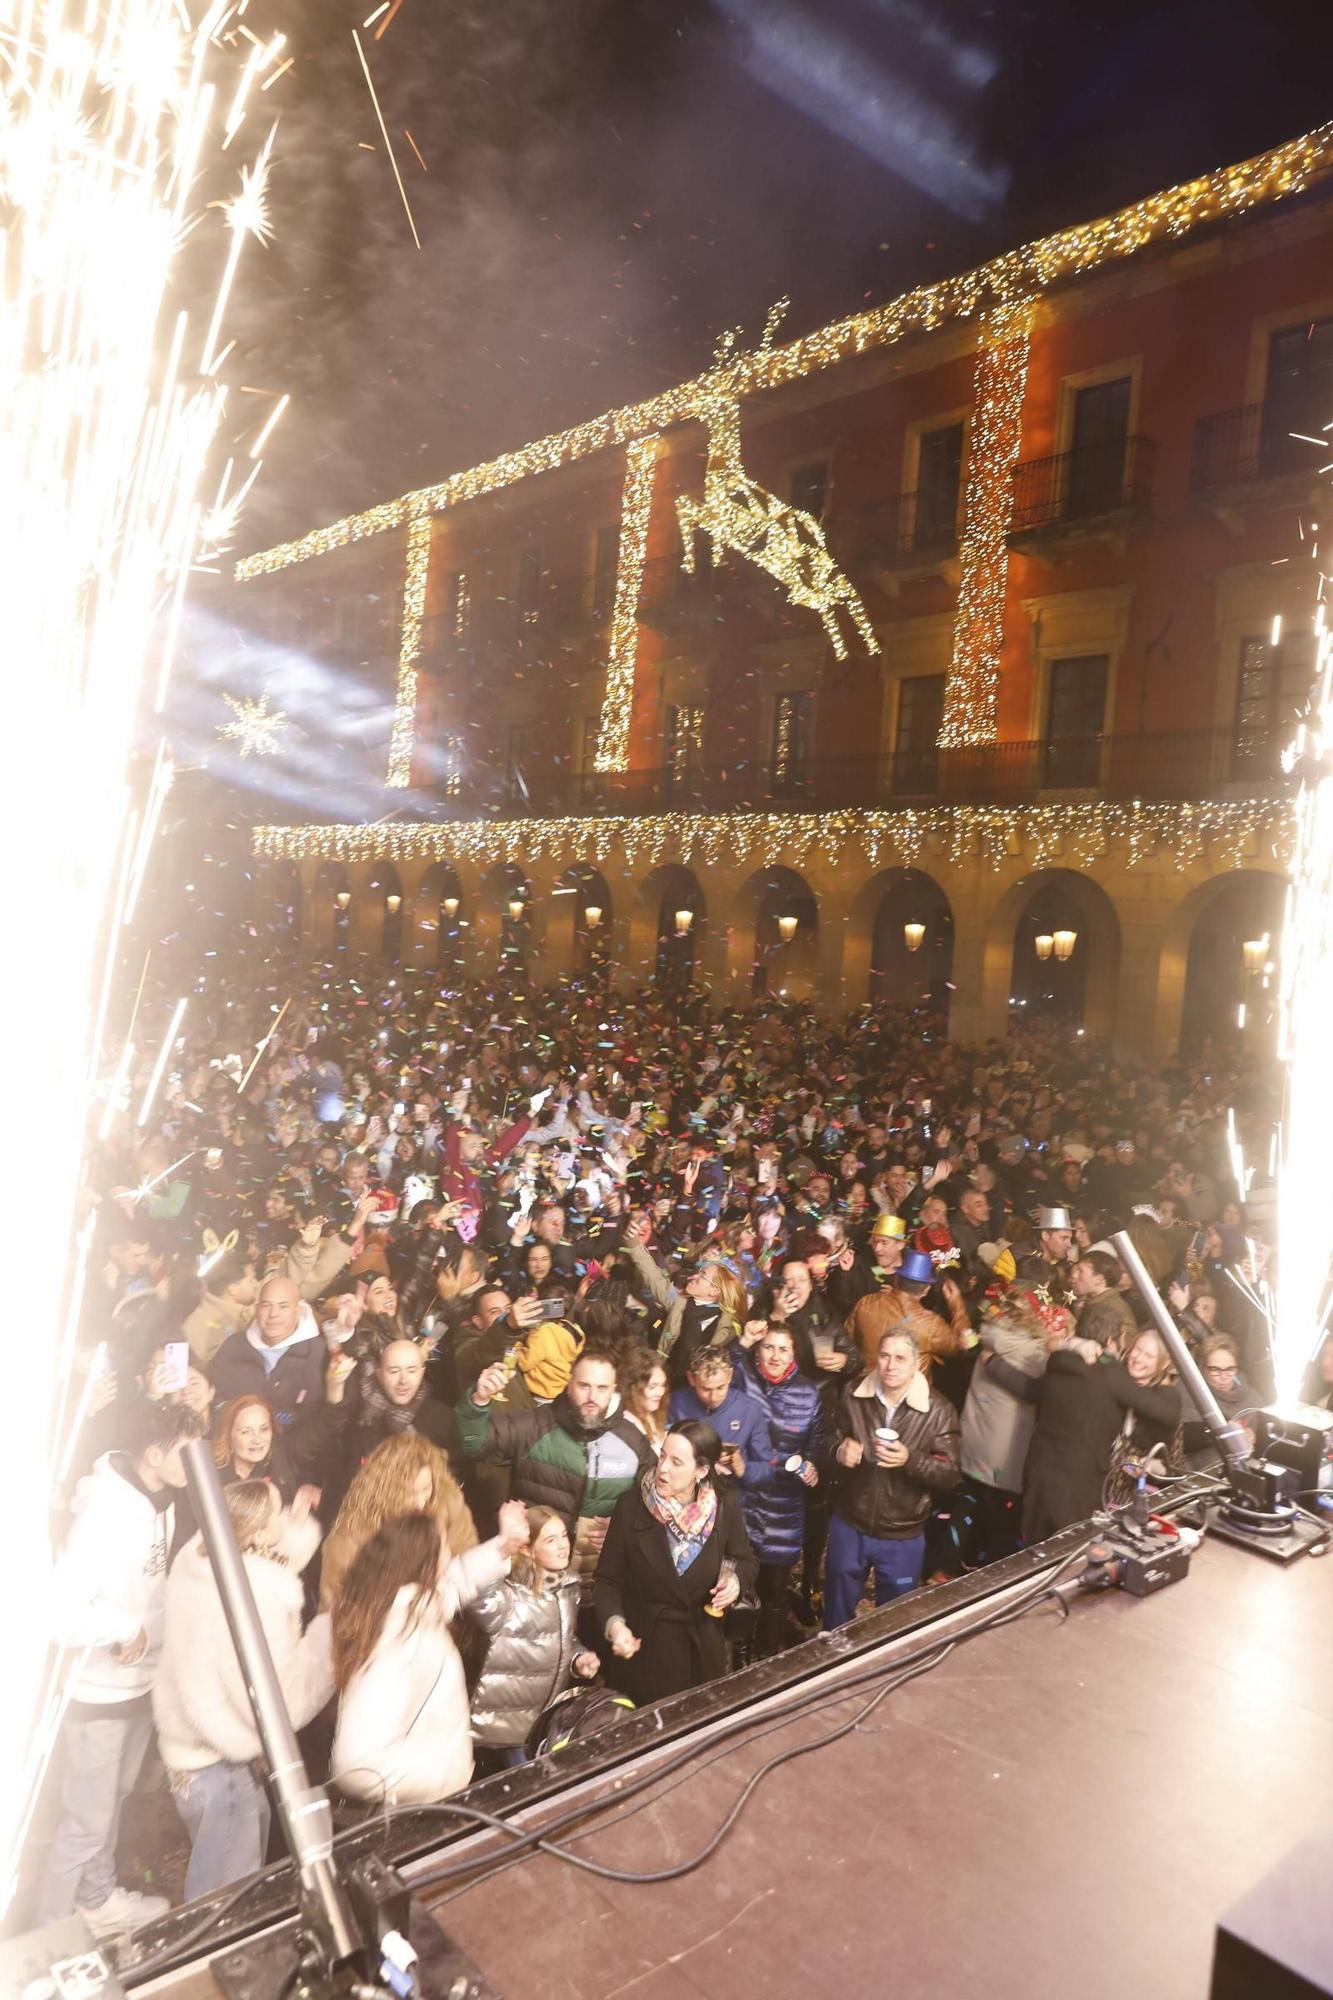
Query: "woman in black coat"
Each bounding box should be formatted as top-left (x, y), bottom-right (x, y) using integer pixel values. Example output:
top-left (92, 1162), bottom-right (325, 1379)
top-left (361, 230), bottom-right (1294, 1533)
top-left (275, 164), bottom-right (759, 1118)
top-left (1016, 1341), bottom-right (1181, 1543)
top-left (594, 1420), bottom-right (757, 1704)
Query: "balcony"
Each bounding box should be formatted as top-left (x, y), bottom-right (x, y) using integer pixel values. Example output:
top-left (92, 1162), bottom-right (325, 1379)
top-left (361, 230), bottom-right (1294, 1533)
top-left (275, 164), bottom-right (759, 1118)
top-left (1008, 436), bottom-right (1155, 551)
top-left (417, 724), bottom-right (1289, 821)
top-left (1190, 402), bottom-right (1324, 523)
top-left (637, 551), bottom-right (802, 636)
top-left (856, 491), bottom-right (961, 591)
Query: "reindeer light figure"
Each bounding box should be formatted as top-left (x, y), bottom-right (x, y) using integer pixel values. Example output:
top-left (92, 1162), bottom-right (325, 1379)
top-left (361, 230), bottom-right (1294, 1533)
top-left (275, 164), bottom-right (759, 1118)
top-left (675, 300), bottom-right (879, 660)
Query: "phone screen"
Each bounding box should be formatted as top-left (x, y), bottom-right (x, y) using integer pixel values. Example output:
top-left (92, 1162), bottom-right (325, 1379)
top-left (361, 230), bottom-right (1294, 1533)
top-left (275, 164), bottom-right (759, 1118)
top-left (162, 1342), bottom-right (190, 1393)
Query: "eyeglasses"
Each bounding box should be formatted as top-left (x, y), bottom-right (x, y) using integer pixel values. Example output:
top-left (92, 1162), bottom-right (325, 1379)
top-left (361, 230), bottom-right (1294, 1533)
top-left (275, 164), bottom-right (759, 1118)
top-left (1204, 1364), bottom-right (1238, 1380)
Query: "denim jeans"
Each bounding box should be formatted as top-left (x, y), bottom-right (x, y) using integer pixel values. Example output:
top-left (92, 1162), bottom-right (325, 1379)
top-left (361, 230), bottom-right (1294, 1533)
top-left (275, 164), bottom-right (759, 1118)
top-left (822, 1514), bottom-right (926, 1629)
top-left (36, 1707), bottom-right (154, 1921)
top-left (173, 1761), bottom-right (271, 1902)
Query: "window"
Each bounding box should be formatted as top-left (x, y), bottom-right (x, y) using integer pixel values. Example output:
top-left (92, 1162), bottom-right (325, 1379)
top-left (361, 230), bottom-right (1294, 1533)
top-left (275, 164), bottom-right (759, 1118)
top-left (891, 674), bottom-right (945, 793)
top-left (789, 461), bottom-right (829, 521)
top-left (1232, 634), bottom-right (1312, 778)
top-left (592, 525), bottom-right (619, 617)
top-left (441, 732), bottom-right (464, 798)
top-left (913, 423), bottom-right (964, 550)
top-left (771, 690), bottom-right (815, 795)
top-left (578, 714), bottom-right (602, 773)
top-left (1043, 654), bottom-right (1108, 786)
top-left (664, 703), bottom-right (704, 792)
top-left (1262, 317), bottom-right (1333, 477)
top-left (1066, 377), bottom-right (1131, 518)
top-left (516, 547), bottom-right (541, 620)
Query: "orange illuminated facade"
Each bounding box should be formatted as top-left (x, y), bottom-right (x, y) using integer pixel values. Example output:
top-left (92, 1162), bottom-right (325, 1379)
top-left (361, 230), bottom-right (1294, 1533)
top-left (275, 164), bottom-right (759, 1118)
top-left (236, 127), bottom-right (1333, 1054)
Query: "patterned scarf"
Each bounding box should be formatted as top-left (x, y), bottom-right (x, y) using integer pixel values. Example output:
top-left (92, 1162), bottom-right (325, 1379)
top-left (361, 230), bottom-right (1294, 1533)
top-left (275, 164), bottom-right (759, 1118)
top-left (359, 1373), bottom-right (427, 1435)
top-left (641, 1465), bottom-right (718, 1573)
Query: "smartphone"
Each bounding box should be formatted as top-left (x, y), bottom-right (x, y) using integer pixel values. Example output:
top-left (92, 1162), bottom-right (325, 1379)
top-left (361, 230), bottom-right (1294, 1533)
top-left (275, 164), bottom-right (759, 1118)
top-left (161, 1342), bottom-right (190, 1393)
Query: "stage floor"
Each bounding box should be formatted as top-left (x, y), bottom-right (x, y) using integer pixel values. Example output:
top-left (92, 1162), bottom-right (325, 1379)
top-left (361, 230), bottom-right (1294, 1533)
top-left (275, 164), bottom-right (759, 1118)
top-left (419, 1535), bottom-right (1332, 2000)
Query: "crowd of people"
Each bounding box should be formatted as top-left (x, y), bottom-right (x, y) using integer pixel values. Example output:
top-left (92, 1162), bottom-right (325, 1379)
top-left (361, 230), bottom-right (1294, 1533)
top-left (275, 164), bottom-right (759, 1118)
top-left (35, 963), bottom-right (1333, 1940)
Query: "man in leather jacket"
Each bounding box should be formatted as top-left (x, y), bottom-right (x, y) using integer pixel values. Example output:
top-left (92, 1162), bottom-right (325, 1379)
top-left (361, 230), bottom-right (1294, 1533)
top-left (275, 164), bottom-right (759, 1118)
top-left (823, 1325), bottom-right (960, 1628)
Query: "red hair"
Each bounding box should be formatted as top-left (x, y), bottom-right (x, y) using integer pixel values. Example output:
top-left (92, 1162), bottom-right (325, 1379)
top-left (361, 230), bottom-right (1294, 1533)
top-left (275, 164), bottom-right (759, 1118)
top-left (213, 1393), bottom-right (274, 1468)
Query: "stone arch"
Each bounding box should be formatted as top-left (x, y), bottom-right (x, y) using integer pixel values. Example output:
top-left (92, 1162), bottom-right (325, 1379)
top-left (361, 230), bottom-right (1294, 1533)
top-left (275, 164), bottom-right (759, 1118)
top-left (730, 864), bottom-right (819, 998)
top-left (416, 860), bottom-right (466, 972)
top-left (846, 867), bottom-right (954, 1015)
top-left (261, 860), bottom-right (302, 957)
top-left (478, 861), bottom-right (531, 978)
top-left (312, 860), bottom-right (351, 957)
top-left (979, 868), bottom-right (1121, 1039)
top-left (1171, 868), bottom-right (1286, 1053)
top-left (633, 863), bottom-right (707, 990)
top-left (551, 862), bottom-right (613, 984)
top-left (365, 860), bottom-right (404, 961)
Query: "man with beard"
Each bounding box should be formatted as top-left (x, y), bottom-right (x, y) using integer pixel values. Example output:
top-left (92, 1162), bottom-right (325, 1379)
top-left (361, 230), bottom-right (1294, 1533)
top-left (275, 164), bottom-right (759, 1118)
top-left (456, 1348), bottom-right (651, 1582)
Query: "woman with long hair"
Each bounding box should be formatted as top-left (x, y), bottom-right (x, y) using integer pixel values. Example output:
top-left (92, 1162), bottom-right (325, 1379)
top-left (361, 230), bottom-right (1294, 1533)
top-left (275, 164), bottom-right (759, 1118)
top-left (319, 1430), bottom-right (477, 1612)
top-left (594, 1418), bottom-right (756, 1703)
top-left (1104, 1327), bottom-right (1184, 1504)
top-left (154, 1481), bottom-right (333, 1898)
top-left (330, 1501), bottom-right (528, 1805)
top-left (620, 1345), bottom-right (669, 1456)
top-left (467, 1506), bottom-right (600, 1770)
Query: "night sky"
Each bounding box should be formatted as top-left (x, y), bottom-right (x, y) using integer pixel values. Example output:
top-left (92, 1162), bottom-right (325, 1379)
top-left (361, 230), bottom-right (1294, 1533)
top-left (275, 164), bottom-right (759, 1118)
top-left (227, 0), bottom-right (1333, 549)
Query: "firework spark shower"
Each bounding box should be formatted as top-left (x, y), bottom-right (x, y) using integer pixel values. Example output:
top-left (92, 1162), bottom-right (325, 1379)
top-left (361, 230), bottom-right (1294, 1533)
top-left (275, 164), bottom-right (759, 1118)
top-left (1275, 608), bottom-right (1333, 1406)
top-left (0, 0), bottom-right (280, 1913)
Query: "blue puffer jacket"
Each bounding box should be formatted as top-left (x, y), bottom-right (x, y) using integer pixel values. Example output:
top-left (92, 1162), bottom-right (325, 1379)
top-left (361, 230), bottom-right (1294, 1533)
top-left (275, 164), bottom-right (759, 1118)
top-left (667, 1380), bottom-right (769, 1487)
top-left (731, 1347), bottom-right (824, 1566)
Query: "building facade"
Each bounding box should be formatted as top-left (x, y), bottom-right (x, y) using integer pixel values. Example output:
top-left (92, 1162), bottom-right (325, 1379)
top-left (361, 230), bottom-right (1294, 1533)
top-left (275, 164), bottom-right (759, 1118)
top-left (235, 126), bottom-right (1333, 1053)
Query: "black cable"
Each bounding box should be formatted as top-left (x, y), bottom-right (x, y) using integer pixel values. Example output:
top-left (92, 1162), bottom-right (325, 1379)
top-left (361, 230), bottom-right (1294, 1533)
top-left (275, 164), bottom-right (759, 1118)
top-left (123, 1538), bottom-right (1096, 1980)
top-left (405, 1537), bottom-right (1098, 1896)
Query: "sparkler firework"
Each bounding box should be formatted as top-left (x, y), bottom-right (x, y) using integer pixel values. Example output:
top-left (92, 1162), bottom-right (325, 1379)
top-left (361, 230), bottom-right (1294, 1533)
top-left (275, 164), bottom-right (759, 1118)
top-left (0, 0), bottom-right (281, 1915)
top-left (1274, 604), bottom-right (1333, 1402)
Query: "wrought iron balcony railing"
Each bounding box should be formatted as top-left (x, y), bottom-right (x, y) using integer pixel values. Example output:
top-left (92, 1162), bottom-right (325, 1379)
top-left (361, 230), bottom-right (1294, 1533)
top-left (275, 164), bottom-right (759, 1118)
top-left (420, 724), bottom-right (1289, 820)
top-left (1190, 401), bottom-right (1323, 493)
top-left (1010, 435), bottom-right (1155, 536)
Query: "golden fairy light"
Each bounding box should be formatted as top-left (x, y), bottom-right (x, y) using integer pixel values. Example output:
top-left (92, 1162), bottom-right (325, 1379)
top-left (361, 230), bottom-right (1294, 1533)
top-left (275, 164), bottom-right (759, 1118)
top-left (0, 0), bottom-right (282, 1915)
top-left (940, 294), bottom-right (1033, 746)
top-left (675, 305), bottom-right (878, 662)
top-left (219, 689), bottom-right (289, 756)
top-left (235, 124), bottom-right (1333, 785)
top-left (594, 436), bottom-right (658, 772)
top-left (253, 794), bottom-right (1294, 878)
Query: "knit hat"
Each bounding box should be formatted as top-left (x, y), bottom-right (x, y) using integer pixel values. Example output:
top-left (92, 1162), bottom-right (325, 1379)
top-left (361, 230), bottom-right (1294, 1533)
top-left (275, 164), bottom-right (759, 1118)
top-left (518, 1321), bottom-right (584, 1400)
top-left (978, 1242), bottom-right (1016, 1283)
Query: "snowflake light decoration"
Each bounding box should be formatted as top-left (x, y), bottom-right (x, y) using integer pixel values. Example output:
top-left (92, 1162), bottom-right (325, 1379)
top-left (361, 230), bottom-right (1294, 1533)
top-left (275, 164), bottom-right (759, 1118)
top-left (218, 692), bottom-right (287, 758)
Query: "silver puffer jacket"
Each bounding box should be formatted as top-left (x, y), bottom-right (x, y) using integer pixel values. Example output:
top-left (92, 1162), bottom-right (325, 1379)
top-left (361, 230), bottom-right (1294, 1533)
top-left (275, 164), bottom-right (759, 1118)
top-left (467, 1573), bottom-right (582, 1747)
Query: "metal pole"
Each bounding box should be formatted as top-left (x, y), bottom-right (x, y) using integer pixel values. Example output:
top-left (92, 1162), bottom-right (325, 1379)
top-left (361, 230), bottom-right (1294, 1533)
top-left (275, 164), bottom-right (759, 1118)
top-left (1109, 1229), bottom-right (1250, 1473)
top-left (182, 1439), bottom-right (361, 1969)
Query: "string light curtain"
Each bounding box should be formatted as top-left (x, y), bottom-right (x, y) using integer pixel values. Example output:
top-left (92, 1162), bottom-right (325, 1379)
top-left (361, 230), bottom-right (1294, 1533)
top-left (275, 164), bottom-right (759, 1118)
top-left (595, 435), bottom-right (659, 772)
top-left (941, 295), bottom-right (1034, 747)
top-left (254, 796), bottom-right (1293, 878)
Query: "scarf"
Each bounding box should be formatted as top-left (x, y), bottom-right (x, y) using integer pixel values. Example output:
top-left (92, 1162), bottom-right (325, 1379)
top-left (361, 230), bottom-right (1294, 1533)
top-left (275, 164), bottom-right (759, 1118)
top-left (359, 1374), bottom-right (428, 1434)
top-left (641, 1465), bottom-right (718, 1573)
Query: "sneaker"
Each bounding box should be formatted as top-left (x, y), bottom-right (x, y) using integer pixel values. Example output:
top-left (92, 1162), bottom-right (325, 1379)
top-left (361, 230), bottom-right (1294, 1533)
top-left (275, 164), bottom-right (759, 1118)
top-left (78, 1886), bottom-right (171, 1937)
